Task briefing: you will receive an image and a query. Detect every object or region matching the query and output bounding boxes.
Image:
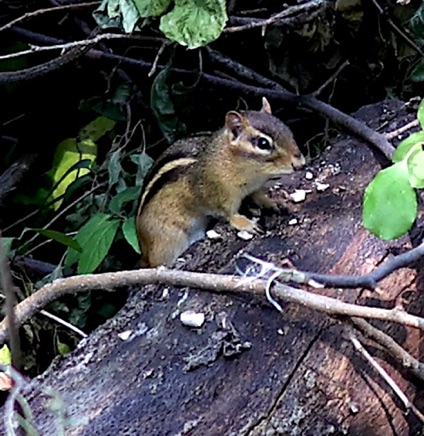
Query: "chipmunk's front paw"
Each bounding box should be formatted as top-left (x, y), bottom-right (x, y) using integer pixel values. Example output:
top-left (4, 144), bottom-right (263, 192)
top-left (230, 214), bottom-right (262, 234)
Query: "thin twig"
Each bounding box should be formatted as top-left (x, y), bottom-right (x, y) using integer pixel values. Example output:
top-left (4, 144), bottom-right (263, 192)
top-left (0, 38), bottom-right (98, 84)
top-left (39, 310), bottom-right (87, 338)
top-left (0, 33), bottom-right (132, 61)
top-left (148, 41), bottom-right (172, 77)
top-left (348, 328), bottom-right (424, 423)
top-left (311, 60), bottom-right (350, 97)
top-left (0, 1), bottom-right (101, 33)
top-left (20, 182), bottom-right (105, 251)
top-left (349, 317), bottom-right (424, 381)
top-left (385, 119), bottom-right (420, 141)
top-left (0, 293), bottom-right (87, 338)
top-left (224, 0), bottom-right (324, 33)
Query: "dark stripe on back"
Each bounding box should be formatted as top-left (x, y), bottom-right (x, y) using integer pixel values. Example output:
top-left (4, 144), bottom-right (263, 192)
top-left (139, 163), bottom-right (194, 213)
top-left (141, 150), bottom-right (189, 194)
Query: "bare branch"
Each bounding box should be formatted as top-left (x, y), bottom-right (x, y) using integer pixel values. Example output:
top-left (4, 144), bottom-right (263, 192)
top-left (244, 241), bottom-right (424, 290)
top-left (8, 26), bottom-right (395, 158)
top-left (0, 39), bottom-right (98, 84)
top-left (1, 267), bottom-right (424, 346)
top-left (0, 33), bottom-right (131, 61)
top-left (224, 1), bottom-right (324, 33)
top-left (0, 2), bottom-right (101, 33)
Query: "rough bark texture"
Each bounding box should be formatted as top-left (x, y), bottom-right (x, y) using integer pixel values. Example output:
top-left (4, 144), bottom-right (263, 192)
top-left (4, 100), bottom-right (424, 435)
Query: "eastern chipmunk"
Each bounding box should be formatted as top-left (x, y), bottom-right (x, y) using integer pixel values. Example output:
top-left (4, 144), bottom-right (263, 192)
top-left (137, 98), bottom-right (305, 267)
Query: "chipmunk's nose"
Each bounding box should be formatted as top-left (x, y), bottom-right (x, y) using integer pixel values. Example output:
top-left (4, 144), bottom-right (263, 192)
top-left (292, 153), bottom-right (306, 170)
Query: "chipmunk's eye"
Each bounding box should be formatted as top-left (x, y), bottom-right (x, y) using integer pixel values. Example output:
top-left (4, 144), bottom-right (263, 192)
top-left (254, 136), bottom-right (273, 150)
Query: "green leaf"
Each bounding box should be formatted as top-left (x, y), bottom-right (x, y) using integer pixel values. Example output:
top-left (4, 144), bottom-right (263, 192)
top-left (108, 149), bottom-right (123, 188)
top-left (160, 0), bottom-right (227, 49)
top-left (32, 229), bottom-right (82, 251)
top-left (409, 59), bottom-right (424, 83)
top-left (0, 345), bottom-right (11, 365)
top-left (122, 217), bottom-right (141, 254)
top-left (393, 131), bottom-right (424, 162)
top-left (56, 337), bottom-right (71, 356)
top-left (131, 152), bottom-right (153, 186)
top-left (151, 68), bottom-right (187, 143)
top-left (407, 148), bottom-right (424, 188)
top-left (1, 238), bottom-right (14, 256)
top-left (418, 99), bottom-right (424, 129)
top-left (80, 216), bottom-right (120, 274)
top-left (65, 213), bottom-right (120, 273)
top-left (94, 0), bottom-right (162, 32)
top-left (363, 162), bottom-right (417, 240)
top-left (79, 116), bottom-right (116, 142)
top-left (133, 0), bottom-right (172, 17)
top-left (109, 186), bottom-right (141, 215)
top-left (48, 138), bottom-right (97, 210)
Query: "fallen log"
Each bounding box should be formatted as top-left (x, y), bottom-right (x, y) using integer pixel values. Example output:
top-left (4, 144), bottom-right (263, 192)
top-left (3, 99), bottom-right (424, 436)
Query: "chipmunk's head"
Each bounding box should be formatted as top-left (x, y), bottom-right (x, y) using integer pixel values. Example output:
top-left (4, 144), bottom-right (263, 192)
top-left (223, 98), bottom-right (305, 178)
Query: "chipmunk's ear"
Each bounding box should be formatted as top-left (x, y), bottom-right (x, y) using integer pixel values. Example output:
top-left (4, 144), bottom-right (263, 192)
top-left (225, 111), bottom-right (249, 138)
top-left (261, 97), bottom-right (272, 114)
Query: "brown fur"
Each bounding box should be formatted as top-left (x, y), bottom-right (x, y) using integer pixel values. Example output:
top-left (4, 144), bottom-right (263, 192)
top-left (137, 99), bottom-right (305, 267)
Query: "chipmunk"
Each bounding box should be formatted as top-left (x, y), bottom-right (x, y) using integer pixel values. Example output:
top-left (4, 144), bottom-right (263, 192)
top-left (137, 98), bottom-right (305, 267)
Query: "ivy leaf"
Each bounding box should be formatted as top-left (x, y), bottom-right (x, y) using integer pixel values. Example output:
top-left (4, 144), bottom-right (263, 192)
top-left (363, 162), bottom-right (417, 240)
top-left (407, 148), bottom-right (424, 188)
top-left (64, 213), bottom-right (120, 273)
top-left (160, 0), bottom-right (227, 49)
top-left (392, 131), bottom-right (424, 162)
top-left (122, 217), bottom-right (141, 254)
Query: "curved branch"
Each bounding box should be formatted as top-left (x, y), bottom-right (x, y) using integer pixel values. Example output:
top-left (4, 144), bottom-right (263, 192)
top-left (0, 40), bottom-right (97, 84)
top-left (305, 241), bottom-right (424, 289)
top-left (1, 266), bottom-right (424, 346)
